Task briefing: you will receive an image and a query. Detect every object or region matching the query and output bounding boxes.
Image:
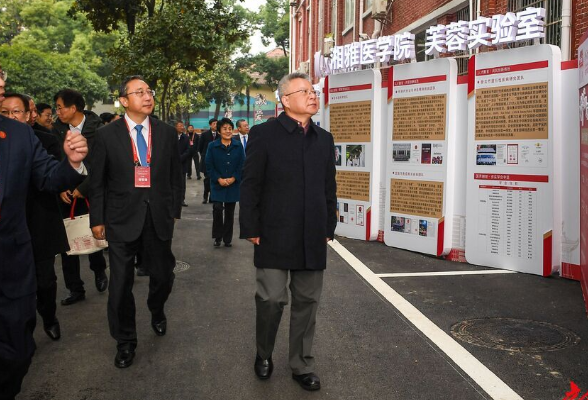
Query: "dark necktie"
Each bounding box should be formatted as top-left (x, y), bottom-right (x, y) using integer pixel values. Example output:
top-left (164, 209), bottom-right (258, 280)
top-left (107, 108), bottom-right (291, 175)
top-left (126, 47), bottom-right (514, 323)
top-left (243, 135), bottom-right (247, 150)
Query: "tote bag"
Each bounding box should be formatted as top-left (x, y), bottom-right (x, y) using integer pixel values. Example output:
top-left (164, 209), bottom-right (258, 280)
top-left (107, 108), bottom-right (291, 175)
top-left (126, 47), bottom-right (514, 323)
top-left (63, 198), bottom-right (108, 255)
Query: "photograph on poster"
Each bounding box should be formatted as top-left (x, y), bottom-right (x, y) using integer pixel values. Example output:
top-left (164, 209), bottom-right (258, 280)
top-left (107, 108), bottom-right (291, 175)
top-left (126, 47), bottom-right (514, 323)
top-left (392, 216), bottom-right (405, 232)
top-left (476, 144), bottom-right (497, 165)
top-left (419, 220), bottom-right (428, 236)
top-left (411, 144), bottom-right (421, 163)
top-left (432, 143), bottom-right (443, 165)
top-left (393, 143), bottom-right (411, 162)
top-left (346, 145), bottom-right (366, 167)
top-left (507, 144), bottom-right (518, 164)
top-left (356, 205), bottom-right (365, 226)
top-left (335, 145), bottom-right (343, 166)
top-left (421, 144), bottom-right (431, 164)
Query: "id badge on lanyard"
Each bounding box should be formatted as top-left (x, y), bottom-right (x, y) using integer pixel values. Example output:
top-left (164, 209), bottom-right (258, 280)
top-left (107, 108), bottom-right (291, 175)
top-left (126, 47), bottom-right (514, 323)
top-left (126, 119), bottom-right (153, 188)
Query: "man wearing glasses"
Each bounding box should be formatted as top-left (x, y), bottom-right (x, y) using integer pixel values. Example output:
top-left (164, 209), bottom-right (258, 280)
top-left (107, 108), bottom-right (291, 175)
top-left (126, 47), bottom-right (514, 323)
top-left (52, 89), bottom-right (109, 306)
top-left (240, 73), bottom-right (337, 391)
top-left (0, 67), bottom-right (89, 400)
top-left (89, 75), bottom-right (183, 369)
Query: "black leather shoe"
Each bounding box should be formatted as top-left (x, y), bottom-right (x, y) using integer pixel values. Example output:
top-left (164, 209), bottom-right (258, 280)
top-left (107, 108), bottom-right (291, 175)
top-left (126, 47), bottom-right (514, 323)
top-left (202, 199), bottom-right (208, 204)
top-left (61, 292), bottom-right (85, 306)
top-left (136, 267), bottom-right (149, 277)
top-left (292, 373), bottom-right (321, 391)
top-left (224, 242), bottom-right (232, 247)
top-left (197, 176), bottom-right (202, 180)
top-left (214, 239), bottom-right (221, 247)
top-left (254, 355), bottom-right (273, 379)
top-left (187, 176), bottom-right (192, 179)
top-left (114, 349), bottom-right (135, 368)
top-left (95, 271), bottom-right (108, 292)
top-left (182, 201), bottom-right (188, 207)
top-left (43, 319), bottom-right (61, 341)
top-left (151, 319), bottom-right (167, 336)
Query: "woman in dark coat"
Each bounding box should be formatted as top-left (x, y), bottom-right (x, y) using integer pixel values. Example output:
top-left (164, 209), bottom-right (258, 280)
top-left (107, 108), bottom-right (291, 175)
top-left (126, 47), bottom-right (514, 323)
top-left (205, 118), bottom-right (244, 247)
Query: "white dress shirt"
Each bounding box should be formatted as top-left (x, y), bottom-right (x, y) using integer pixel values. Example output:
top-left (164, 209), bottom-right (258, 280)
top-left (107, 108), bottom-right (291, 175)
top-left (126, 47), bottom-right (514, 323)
top-left (124, 114), bottom-right (150, 165)
top-left (239, 133), bottom-right (248, 149)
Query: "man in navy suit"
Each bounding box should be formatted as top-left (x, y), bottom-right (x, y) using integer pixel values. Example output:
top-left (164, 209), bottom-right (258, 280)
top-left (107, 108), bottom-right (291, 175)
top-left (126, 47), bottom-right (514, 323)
top-left (0, 68), bottom-right (89, 400)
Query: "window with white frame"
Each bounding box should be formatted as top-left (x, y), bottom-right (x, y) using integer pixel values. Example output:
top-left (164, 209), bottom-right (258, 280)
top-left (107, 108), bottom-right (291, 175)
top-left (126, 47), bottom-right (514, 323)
top-left (507, 0), bottom-right (562, 48)
top-left (345, 0), bottom-right (355, 31)
top-left (364, 0), bottom-right (373, 13)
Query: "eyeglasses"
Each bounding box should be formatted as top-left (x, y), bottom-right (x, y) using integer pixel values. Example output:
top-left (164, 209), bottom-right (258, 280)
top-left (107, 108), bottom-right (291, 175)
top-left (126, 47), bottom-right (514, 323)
top-left (282, 89), bottom-right (317, 97)
top-left (125, 89), bottom-right (156, 98)
top-left (0, 70), bottom-right (7, 81)
top-left (1, 109), bottom-right (26, 117)
top-left (55, 105), bottom-right (72, 112)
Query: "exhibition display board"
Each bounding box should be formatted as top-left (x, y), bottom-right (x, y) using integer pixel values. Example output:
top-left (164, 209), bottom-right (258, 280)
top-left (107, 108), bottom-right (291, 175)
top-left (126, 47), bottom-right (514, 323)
top-left (313, 79), bottom-right (325, 128)
top-left (561, 61), bottom-right (581, 280)
top-left (465, 45), bottom-right (561, 276)
top-left (578, 32), bottom-right (588, 313)
top-left (383, 58), bottom-right (459, 256)
top-left (325, 69), bottom-right (383, 241)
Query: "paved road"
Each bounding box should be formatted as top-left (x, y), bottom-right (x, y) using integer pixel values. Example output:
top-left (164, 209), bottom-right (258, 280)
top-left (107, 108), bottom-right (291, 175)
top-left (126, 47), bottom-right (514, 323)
top-left (19, 177), bottom-right (588, 400)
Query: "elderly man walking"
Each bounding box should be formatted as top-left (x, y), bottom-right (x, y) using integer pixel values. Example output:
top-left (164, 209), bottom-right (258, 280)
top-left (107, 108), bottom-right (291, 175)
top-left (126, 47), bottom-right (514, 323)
top-left (239, 72), bottom-right (337, 391)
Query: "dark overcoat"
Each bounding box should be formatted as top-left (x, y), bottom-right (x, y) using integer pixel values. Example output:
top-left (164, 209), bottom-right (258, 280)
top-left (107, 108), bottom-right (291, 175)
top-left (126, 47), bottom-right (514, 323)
top-left (177, 133), bottom-right (191, 174)
top-left (205, 138), bottom-right (244, 203)
top-left (239, 112), bottom-right (337, 270)
top-left (26, 130), bottom-right (70, 261)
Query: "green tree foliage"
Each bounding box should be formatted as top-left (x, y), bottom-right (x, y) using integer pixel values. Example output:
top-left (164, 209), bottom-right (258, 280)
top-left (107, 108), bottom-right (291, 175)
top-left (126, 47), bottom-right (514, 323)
top-left (102, 0), bottom-right (254, 120)
top-left (0, 43), bottom-right (109, 106)
top-left (251, 53), bottom-right (289, 91)
top-left (258, 0), bottom-right (289, 54)
top-left (0, 0), bottom-right (116, 106)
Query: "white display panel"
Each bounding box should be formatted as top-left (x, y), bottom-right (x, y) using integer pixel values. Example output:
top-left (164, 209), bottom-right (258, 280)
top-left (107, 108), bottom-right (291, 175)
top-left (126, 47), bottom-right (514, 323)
top-left (313, 79), bottom-right (325, 128)
top-left (561, 62), bottom-right (581, 280)
top-left (383, 58), bottom-right (458, 256)
top-left (325, 70), bottom-right (383, 241)
top-left (465, 45), bottom-right (561, 276)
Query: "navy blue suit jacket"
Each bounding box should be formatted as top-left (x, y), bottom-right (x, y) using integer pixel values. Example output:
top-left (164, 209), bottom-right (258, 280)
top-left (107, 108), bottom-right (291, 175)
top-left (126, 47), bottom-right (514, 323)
top-left (0, 116), bottom-right (84, 299)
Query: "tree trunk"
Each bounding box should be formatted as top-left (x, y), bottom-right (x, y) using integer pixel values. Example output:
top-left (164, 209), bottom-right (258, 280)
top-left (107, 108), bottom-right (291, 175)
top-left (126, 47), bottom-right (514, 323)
top-left (214, 100), bottom-right (221, 120)
top-left (161, 80), bottom-right (170, 122)
top-left (246, 86), bottom-right (250, 126)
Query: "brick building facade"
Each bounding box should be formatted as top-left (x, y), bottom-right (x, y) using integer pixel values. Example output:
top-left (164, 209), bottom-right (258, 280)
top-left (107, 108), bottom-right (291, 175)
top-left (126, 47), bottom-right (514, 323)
top-left (290, 0), bottom-right (585, 81)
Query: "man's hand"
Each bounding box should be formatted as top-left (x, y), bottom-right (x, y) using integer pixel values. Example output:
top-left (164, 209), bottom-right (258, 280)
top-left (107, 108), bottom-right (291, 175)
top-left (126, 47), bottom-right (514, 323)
top-left (60, 190), bottom-right (72, 204)
top-left (63, 130), bottom-right (88, 169)
top-left (92, 225), bottom-right (105, 240)
top-left (247, 237), bottom-right (260, 245)
top-left (72, 188), bottom-right (85, 199)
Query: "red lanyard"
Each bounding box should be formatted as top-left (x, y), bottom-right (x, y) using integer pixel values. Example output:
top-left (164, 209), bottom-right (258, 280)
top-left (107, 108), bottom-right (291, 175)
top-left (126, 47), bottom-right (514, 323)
top-left (124, 118), bottom-right (152, 165)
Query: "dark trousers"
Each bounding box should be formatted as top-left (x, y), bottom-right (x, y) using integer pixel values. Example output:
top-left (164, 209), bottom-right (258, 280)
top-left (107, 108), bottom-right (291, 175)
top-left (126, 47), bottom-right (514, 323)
top-left (212, 202), bottom-right (236, 244)
top-left (181, 172), bottom-right (187, 201)
top-left (192, 152), bottom-right (201, 178)
top-left (35, 257), bottom-right (57, 325)
top-left (0, 291), bottom-right (36, 400)
top-left (255, 269), bottom-right (324, 375)
top-left (107, 207), bottom-right (175, 350)
top-left (201, 158), bottom-right (210, 201)
top-left (61, 250), bottom-right (107, 294)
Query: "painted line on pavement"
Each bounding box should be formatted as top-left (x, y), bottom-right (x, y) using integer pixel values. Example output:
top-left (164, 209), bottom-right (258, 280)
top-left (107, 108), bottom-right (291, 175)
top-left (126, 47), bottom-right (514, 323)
top-left (376, 270), bottom-right (517, 278)
top-left (328, 239), bottom-right (524, 400)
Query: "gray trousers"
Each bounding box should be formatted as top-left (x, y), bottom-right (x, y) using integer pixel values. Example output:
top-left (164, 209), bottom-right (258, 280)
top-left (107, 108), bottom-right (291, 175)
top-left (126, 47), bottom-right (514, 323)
top-left (255, 268), bottom-right (324, 375)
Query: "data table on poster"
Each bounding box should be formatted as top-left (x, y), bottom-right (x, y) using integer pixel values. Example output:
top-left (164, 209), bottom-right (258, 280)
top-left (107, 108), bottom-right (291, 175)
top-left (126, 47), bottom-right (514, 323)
top-left (384, 58), bottom-right (458, 256)
top-left (325, 69), bottom-right (382, 241)
top-left (465, 44), bottom-right (561, 276)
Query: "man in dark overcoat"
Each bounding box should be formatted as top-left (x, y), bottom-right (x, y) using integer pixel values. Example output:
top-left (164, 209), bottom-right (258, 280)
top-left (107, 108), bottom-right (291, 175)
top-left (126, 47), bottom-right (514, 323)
top-left (239, 72), bottom-right (337, 391)
top-left (198, 118), bottom-right (218, 203)
top-left (0, 66), bottom-right (88, 400)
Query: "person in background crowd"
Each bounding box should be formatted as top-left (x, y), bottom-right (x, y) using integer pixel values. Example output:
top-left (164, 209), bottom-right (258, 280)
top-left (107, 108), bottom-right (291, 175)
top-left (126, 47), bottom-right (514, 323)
top-left (176, 121), bottom-right (190, 207)
top-left (36, 102), bottom-right (54, 131)
top-left (239, 72), bottom-right (337, 392)
top-left (0, 66), bottom-right (88, 400)
top-left (192, 128), bottom-right (202, 180)
top-left (236, 119), bottom-right (249, 155)
top-left (90, 75), bottom-right (183, 369)
top-left (198, 118), bottom-right (218, 204)
top-left (52, 89), bottom-right (109, 306)
top-left (24, 95), bottom-right (39, 130)
top-left (1, 93), bottom-right (70, 342)
top-left (205, 118), bottom-right (244, 248)
top-left (186, 124), bottom-right (195, 179)
top-left (100, 112), bottom-right (120, 125)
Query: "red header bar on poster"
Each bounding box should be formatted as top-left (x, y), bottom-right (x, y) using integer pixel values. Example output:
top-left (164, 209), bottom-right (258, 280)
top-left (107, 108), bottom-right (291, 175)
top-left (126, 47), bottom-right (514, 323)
top-left (479, 185), bottom-right (538, 191)
top-left (329, 84), bottom-right (372, 93)
top-left (474, 173), bottom-right (549, 182)
top-left (394, 75), bottom-right (446, 87)
top-left (476, 60), bottom-right (548, 76)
